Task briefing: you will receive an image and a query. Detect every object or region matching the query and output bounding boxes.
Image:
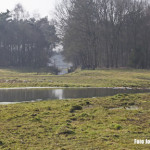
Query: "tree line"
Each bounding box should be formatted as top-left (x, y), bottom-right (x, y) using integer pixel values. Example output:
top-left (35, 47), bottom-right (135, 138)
top-left (0, 4), bottom-right (58, 68)
top-left (56, 0), bottom-right (150, 69)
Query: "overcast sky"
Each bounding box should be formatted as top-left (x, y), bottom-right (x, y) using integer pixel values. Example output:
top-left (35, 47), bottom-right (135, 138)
top-left (0, 0), bottom-right (61, 18)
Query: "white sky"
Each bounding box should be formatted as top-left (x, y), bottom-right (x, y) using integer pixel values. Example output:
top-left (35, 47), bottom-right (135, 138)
top-left (0, 0), bottom-right (61, 18)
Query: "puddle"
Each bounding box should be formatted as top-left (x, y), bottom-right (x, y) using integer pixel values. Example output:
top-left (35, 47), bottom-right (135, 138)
top-left (0, 87), bottom-right (149, 104)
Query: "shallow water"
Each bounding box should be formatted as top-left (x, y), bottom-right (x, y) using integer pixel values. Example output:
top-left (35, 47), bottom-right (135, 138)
top-left (0, 87), bottom-right (150, 104)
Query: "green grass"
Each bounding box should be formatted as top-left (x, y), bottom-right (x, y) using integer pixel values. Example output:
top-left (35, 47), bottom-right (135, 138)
top-left (0, 93), bottom-right (150, 149)
top-left (0, 68), bottom-right (150, 88)
top-left (0, 68), bottom-right (150, 149)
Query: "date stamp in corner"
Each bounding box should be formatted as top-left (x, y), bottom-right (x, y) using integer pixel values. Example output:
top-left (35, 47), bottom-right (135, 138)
top-left (134, 139), bottom-right (150, 144)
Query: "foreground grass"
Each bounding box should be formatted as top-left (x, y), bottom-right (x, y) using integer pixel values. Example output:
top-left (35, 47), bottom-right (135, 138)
top-left (0, 93), bottom-right (150, 149)
top-left (0, 68), bottom-right (150, 88)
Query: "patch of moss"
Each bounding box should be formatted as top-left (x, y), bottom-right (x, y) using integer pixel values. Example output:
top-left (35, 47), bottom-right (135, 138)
top-left (110, 123), bottom-right (122, 130)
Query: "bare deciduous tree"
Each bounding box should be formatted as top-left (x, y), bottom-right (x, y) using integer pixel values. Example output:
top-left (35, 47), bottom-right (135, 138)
top-left (56, 0), bottom-right (150, 69)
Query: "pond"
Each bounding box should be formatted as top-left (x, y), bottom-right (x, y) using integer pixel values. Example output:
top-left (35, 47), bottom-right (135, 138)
top-left (0, 87), bottom-right (150, 104)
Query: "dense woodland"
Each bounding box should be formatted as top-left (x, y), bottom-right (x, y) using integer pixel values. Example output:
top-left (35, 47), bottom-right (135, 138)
top-left (56, 0), bottom-right (150, 69)
top-left (0, 4), bottom-right (58, 68)
top-left (0, 1), bottom-right (150, 70)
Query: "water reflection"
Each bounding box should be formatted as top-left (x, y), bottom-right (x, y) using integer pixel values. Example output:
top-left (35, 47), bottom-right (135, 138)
top-left (52, 89), bottom-right (64, 99)
top-left (0, 88), bottom-right (150, 103)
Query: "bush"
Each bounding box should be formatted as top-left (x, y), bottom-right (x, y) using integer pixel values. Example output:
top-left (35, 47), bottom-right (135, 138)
top-left (48, 66), bottom-right (60, 75)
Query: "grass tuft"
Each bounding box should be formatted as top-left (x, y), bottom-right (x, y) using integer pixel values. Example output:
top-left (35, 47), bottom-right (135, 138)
top-left (70, 105), bottom-right (82, 113)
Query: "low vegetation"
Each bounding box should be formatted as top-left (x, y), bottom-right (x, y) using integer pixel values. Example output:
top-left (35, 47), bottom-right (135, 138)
top-left (0, 68), bottom-right (150, 88)
top-left (0, 93), bottom-right (150, 149)
top-left (0, 68), bottom-right (150, 149)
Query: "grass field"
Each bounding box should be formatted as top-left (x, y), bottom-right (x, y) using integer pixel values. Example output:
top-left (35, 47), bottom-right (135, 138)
top-left (0, 68), bottom-right (150, 149)
top-left (0, 93), bottom-right (150, 149)
top-left (0, 68), bottom-right (150, 88)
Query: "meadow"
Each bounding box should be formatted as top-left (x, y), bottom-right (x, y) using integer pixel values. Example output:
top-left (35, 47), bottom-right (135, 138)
top-left (0, 93), bottom-right (150, 149)
top-left (0, 68), bottom-right (150, 88)
top-left (0, 68), bottom-right (150, 149)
